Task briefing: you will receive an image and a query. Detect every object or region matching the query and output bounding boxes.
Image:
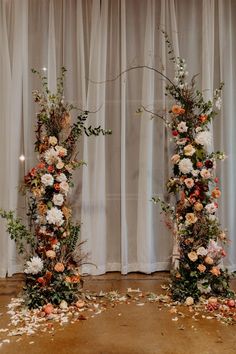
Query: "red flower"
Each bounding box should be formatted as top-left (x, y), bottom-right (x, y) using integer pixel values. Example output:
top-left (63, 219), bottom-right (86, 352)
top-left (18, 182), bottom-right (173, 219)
top-left (214, 177), bottom-right (219, 183)
top-left (172, 130), bottom-right (179, 136)
top-left (37, 162), bottom-right (45, 169)
top-left (30, 168), bottom-right (37, 176)
top-left (196, 161), bottom-right (203, 168)
top-left (54, 183), bottom-right (60, 191)
top-left (48, 165), bottom-right (54, 173)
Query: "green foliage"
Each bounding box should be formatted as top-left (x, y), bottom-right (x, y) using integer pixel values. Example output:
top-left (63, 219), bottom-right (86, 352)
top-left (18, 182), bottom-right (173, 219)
top-left (0, 209), bottom-right (35, 254)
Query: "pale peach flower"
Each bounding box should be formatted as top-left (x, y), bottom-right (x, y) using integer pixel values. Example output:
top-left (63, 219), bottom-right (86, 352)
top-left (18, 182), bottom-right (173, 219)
top-left (46, 250), bottom-right (56, 259)
top-left (171, 154), bottom-right (180, 164)
top-left (200, 169), bottom-right (211, 179)
top-left (210, 266), bottom-right (221, 276)
top-left (184, 178), bottom-right (194, 189)
top-left (185, 296), bottom-right (194, 306)
top-left (211, 188), bottom-right (221, 199)
top-left (54, 262), bottom-right (65, 272)
top-left (185, 213), bottom-right (198, 224)
top-left (204, 255), bottom-right (214, 265)
top-left (188, 251), bottom-right (198, 262)
top-left (194, 202), bottom-right (203, 211)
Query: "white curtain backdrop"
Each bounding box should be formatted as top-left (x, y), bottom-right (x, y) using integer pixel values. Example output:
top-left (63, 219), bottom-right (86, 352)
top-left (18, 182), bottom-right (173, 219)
top-left (1, 0), bottom-right (236, 277)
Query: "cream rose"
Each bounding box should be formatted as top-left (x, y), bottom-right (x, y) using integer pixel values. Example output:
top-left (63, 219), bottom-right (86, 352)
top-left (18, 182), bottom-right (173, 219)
top-left (200, 169), bottom-right (211, 179)
top-left (46, 250), bottom-right (56, 259)
top-left (188, 251), bottom-right (198, 262)
top-left (184, 144), bottom-right (196, 156)
top-left (185, 213), bottom-right (198, 224)
top-left (48, 136), bottom-right (58, 146)
top-left (185, 296), bottom-right (194, 306)
top-left (194, 202), bottom-right (203, 211)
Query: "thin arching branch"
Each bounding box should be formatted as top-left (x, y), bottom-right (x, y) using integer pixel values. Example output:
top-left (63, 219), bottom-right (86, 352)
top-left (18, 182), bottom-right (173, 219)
top-left (88, 65), bottom-right (177, 88)
top-left (140, 105), bottom-right (167, 123)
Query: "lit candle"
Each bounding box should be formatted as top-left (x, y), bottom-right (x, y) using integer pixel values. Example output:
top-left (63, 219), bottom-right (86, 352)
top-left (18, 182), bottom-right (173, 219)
top-left (19, 155), bottom-right (25, 162)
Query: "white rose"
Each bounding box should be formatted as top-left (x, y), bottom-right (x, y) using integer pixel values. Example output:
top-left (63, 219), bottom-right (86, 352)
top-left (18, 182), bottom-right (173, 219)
top-left (52, 193), bottom-right (64, 206)
top-left (56, 173), bottom-right (67, 182)
top-left (41, 173), bottom-right (54, 187)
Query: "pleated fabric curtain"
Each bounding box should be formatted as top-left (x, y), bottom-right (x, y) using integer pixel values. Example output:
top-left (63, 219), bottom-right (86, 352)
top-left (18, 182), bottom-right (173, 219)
top-left (1, 0), bottom-right (236, 277)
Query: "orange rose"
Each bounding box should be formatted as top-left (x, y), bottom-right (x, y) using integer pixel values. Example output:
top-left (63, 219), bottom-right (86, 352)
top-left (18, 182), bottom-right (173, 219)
top-left (37, 162), bottom-right (45, 169)
top-left (197, 264), bottom-right (206, 273)
top-left (54, 262), bottom-right (65, 272)
top-left (204, 256), bottom-right (214, 265)
top-left (210, 266), bottom-right (221, 276)
top-left (37, 277), bottom-right (45, 285)
top-left (211, 188), bottom-right (221, 199)
top-left (70, 275), bottom-right (81, 283)
top-left (43, 303), bottom-right (54, 315)
top-left (196, 161), bottom-right (203, 168)
top-left (199, 114), bottom-right (208, 123)
top-left (172, 105), bottom-right (185, 115)
top-left (194, 202), bottom-right (203, 211)
top-left (48, 165), bottom-right (54, 173)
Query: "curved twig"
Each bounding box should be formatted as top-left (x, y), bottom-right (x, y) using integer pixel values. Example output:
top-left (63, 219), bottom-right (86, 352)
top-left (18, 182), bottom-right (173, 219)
top-left (140, 105), bottom-right (167, 122)
top-left (88, 65), bottom-right (177, 88)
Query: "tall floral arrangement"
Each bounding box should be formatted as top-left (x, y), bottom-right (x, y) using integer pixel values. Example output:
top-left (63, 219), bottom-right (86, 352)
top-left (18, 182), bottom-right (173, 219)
top-left (152, 33), bottom-right (233, 303)
top-left (0, 67), bottom-right (111, 308)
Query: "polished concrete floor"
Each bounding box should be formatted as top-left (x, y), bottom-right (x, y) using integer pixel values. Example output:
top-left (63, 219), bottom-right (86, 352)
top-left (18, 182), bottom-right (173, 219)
top-left (0, 272), bottom-right (236, 354)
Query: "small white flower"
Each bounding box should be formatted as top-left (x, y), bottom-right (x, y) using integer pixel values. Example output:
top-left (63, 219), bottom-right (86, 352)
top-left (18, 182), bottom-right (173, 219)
top-left (48, 136), bottom-right (58, 146)
top-left (196, 127), bottom-right (202, 133)
top-left (177, 121), bottom-right (188, 133)
top-left (176, 138), bottom-right (188, 145)
top-left (208, 215), bottom-right (216, 222)
top-left (191, 169), bottom-right (199, 177)
top-left (205, 203), bottom-right (217, 214)
top-left (56, 159), bottom-right (64, 169)
top-left (41, 173), bottom-right (54, 187)
top-left (53, 193), bottom-right (64, 206)
top-left (215, 97), bottom-right (222, 110)
top-left (24, 256), bottom-right (44, 275)
top-left (179, 158), bottom-right (193, 174)
top-left (195, 131), bottom-right (212, 149)
top-left (46, 207), bottom-right (64, 226)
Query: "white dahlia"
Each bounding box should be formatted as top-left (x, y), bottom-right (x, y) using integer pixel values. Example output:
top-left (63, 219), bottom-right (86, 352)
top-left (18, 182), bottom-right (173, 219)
top-left (179, 158), bottom-right (193, 174)
top-left (24, 256), bottom-right (44, 275)
top-left (205, 203), bottom-right (217, 214)
top-left (195, 131), bottom-right (212, 149)
top-left (41, 173), bottom-right (54, 187)
top-left (53, 193), bottom-right (64, 206)
top-left (46, 207), bottom-right (64, 226)
top-left (44, 147), bottom-right (59, 165)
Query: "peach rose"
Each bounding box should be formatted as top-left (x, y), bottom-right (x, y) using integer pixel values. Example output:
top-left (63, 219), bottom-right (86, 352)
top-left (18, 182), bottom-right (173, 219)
top-left (196, 161), bottom-right (203, 168)
top-left (43, 303), bottom-right (54, 315)
top-left (194, 202), bottom-right (203, 211)
top-left (184, 178), bottom-right (194, 189)
top-left (171, 154), bottom-right (180, 164)
top-left (46, 250), bottom-right (56, 259)
top-left (172, 105), bottom-right (185, 115)
top-left (197, 264), bottom-right (206, 273)
top-left (211, 188), bottom-right (221, 199)
top-left (76, 300), bottom-right (85, 308)
top-left (200, 169), bottom-right (211, 179)
top-left (54, 262), bottom-right (65, 272)
top-left (204, 255), bottom-right (214, 265)
top-left (185, 213), bottom-right (198, 224)
top-left (210, 266), bottom-right (221, 276)
top-left (188, 251), bottom-right (198, 262)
